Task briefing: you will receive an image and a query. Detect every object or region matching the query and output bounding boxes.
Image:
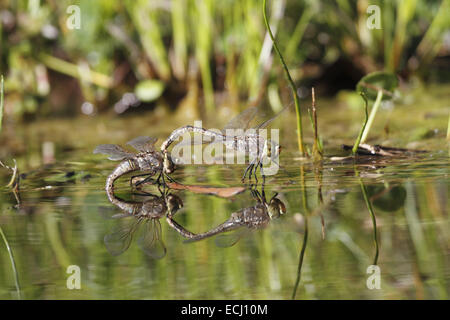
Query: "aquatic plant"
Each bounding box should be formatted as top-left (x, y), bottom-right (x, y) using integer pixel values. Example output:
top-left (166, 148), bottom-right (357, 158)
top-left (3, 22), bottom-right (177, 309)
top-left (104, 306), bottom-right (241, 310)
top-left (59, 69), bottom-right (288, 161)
top-left (0, 75), bottom-right (3, 133)
top-left (355, 71), bottom-right (398, 144)
top-left (263, 0), bottom-right (305, 156)
top-left (352, 93), bottom-right (369, 155)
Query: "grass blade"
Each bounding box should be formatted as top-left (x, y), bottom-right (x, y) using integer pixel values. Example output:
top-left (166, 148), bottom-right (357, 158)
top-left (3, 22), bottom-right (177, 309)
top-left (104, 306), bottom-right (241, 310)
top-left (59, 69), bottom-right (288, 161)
top-left (263, 0), bottom-right (305, 156)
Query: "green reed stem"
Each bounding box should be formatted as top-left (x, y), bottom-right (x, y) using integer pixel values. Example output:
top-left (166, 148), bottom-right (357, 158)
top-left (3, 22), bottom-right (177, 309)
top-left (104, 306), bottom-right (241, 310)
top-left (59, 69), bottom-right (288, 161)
top-left (447, 112), bottom-right (450, 141)
top-left (359, 180), bottom-right (379, 265)
top-left (0, 75), bottom-right (4, 133)
top-left (360, 90), bottom-right (383, 144)
top-left (352, 92), bottom-right (369, 155)
top-left (292, 216), bottom-right (308, 299)
top-left (0, 225), bottom-right (22, 299)
top-left (292, 165), bottom-right (309, 299)
top-left (263, 0), bottom-right (305, 156)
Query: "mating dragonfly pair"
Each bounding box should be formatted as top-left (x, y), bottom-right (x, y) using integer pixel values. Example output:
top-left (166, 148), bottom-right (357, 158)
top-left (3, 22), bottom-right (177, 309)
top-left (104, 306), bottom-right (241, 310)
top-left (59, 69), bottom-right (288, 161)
top-left (101, 185), bottom-right (286, 259)
top-left (93, 105), bottom-right (285, 191)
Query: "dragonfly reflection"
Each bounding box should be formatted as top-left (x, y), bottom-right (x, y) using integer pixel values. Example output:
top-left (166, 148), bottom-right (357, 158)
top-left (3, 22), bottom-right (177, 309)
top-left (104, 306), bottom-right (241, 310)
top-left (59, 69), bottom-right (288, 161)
top-left (161, 105), bottom-right (288, 182)
top-left (93, 136), bottom-right (176, 192)
top-left (101, 189), bottom-right (183, 259)
top-left (166, 186), bottom-right (286, 247)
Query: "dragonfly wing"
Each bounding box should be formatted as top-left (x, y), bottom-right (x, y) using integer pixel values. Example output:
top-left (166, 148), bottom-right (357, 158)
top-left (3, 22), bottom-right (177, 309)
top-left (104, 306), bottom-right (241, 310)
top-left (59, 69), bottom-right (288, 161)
top-left (137, 219), bottom-right (166, 259)
top-left (214, 228), bottom-right (249, 248)
top-left (94, 144), bottom-right (134, 161)
top-left (254, 103), bottom-right (290, 129)
top-left (126, 136), bottom-right (158, 152)
top-left (223, 106), bottom-right (259, 133)
top-left (104, 217), bottom-right (141, 256)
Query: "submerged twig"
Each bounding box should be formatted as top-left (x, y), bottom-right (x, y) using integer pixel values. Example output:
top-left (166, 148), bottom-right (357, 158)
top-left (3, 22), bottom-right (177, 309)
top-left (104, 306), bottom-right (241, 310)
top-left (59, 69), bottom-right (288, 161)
top-left (263, 0), bottom-right (305, 156)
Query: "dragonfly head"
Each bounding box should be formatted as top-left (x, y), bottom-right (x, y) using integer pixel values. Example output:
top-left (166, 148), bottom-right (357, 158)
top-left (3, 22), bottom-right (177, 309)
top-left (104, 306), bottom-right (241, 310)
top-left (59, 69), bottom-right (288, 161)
top-left (163, 152), bottom-right (176, 174)
top-left (267, 193), bottom-right (286, 219)
top-left (166, 193), bottom-right (183, 215)
top-left (264, 139), bottom-right (281, 160)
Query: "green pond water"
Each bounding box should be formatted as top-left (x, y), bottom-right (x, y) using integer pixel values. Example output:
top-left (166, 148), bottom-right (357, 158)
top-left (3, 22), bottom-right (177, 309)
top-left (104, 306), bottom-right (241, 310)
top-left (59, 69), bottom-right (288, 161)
top-left (0, 86), bottom-right (449, 299)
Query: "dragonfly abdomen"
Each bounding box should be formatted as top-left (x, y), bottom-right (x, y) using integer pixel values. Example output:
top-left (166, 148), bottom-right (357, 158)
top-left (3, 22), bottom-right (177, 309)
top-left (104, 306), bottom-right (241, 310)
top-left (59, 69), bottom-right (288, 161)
top-left (106, 159), bottom-right (138, 192)
top-left (161, 125), bottom-right (226, 151)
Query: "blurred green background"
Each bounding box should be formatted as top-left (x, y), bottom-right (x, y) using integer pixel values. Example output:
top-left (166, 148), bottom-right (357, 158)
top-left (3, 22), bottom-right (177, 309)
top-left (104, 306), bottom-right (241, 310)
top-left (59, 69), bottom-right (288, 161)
top-left (0, 0), bottom-right (449, 122)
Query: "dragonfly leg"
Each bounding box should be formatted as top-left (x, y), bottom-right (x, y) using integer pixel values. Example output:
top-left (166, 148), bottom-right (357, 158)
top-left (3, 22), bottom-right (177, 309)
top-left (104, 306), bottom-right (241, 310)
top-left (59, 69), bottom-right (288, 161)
top-left (164, 173), bottom-right (176, 183)
top-left (132, 191), bottom-right (158, 197)
top-left (131, 173), bottom-right (155, 189)
top-left (242, 162), bottom-right (253, 182)
top-left (252, 164), bottom-right (258, 184)
top-left (156, 170), bottom-right (163, 184)
top-left (259, 161), bottom-right (266, 185)
top-left (250, 184), bottom-right (259, 199)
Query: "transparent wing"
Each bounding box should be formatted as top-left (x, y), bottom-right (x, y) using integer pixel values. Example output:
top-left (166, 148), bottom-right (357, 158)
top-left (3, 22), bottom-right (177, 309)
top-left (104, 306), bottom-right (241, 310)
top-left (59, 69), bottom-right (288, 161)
top-left (126, 136), bottom-right (158, 152)
top-left (254, 103), bottom-right (290, 129)
top-left (98, 206), bottom-right (130, 220)
top-left (223, 106), bottom-right (259, 133)
top-left (214, 228), bottom-right (249, 247)
top-left (137, 219), bottom-right (166, 259)
top-left (104, 217), bottom-right (141, 256)
top-left (93, 144), bottom-right (134, 161)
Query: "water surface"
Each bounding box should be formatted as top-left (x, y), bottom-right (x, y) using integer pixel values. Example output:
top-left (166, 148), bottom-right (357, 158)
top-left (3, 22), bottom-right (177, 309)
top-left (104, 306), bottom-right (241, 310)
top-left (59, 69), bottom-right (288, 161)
top-left (0, 89), bottom-right (449, 299)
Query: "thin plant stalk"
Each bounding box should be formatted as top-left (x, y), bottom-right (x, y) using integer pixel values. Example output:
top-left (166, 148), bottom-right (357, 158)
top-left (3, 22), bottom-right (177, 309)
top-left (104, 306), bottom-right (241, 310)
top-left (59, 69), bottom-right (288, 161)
top-left (359, 180), bottom-right (379, 265)
top-left (352, 92), bottom-right (369, 155)
top-left (292, 165), bottom-right (309, 299)
top-left (0, 75), bottom-right (3, 133)
top-left (354, 163), bottom-right (379, 265)
top-left (292, 216), bottom-right (308, 299)
top-left (263, 0), bottom-right (305, 156)
top-left (310, 87), bottom-right (322, 159)
top-left (39, 54), bottom-right (112, 88)
top-left (360, 90), bottom-right (383, 144)
top-left (447, 112), bottom-right (450, 141)
top-left (0, 225), bottom-right (22, 299)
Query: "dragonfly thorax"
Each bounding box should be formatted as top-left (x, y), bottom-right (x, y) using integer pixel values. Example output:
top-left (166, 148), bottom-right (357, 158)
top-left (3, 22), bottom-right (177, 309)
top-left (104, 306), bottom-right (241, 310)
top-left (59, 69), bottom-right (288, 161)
top-left (135, 152), bottom-right (163, 173)
top-left (140, 198), bottom-right (167, 218)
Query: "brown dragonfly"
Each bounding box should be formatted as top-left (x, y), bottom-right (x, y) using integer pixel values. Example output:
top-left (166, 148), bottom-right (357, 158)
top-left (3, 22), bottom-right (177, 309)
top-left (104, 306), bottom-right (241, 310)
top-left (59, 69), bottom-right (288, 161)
top-left (93, 136), bottom-right (176, 191)
top-left (166, 186), bottom-right (286, 247)
top-left (101, 189), bottom-right (183, 259)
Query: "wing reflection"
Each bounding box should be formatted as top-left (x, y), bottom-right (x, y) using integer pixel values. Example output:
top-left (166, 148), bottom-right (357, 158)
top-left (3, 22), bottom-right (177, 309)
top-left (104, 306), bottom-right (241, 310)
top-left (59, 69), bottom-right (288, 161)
top-left (101, 189), bottom-right (183, 259)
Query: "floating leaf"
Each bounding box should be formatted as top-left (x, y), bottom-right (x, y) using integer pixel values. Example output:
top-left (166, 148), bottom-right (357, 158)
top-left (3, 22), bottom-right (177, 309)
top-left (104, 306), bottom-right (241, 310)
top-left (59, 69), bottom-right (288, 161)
top-left (134, 79), bottom-right (165, 102)
top-left (356, 71), bottom-right (398, 101)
